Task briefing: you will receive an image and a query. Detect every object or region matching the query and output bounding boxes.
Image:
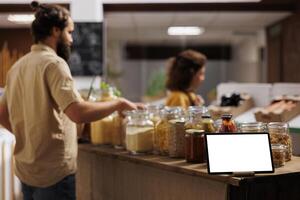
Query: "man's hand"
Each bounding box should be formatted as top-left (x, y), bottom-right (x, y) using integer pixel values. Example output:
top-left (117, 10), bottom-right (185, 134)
top-left (117, 98), bottom-right (145, 117)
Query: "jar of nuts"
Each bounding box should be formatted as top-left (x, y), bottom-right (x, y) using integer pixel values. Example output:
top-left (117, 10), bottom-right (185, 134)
top-left (268, 122), bottom-right (292, 161)
top-left (271, 144), bottom-right (287, 168)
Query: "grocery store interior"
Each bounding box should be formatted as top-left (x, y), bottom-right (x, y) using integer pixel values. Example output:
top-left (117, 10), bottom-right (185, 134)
top-left (0, 0), bottom-right (300, 200)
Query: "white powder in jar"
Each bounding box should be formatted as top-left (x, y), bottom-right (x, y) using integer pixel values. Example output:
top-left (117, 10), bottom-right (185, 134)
top-left (126, 126), bottom-right (154, 153)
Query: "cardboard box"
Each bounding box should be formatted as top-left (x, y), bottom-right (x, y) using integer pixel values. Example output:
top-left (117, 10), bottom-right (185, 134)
top-left (208, 94), bottom-right (254, 120)
top-left (254, 96), bottom-right (300, 123)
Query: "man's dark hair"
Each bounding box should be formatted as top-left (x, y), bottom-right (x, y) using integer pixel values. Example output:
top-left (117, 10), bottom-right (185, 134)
top-left (30, 1), bottom-right (70, 43)
top-left (166, 49), bottom-right (207, 92)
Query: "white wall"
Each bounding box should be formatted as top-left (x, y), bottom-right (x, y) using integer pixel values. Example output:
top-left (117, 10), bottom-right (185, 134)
top-left (227, 37), bottom-right (260, 82)
top-left (226, 30), bottom-right (266, 83)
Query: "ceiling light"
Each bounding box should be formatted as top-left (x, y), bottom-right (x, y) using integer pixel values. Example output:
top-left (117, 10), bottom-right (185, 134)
top-left (168, 26), bottom-right (205, 36)
top-left (8, 14), bottom-right (35, 24)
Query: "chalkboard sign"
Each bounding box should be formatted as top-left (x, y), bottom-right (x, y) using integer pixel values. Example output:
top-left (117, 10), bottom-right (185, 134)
top-left (69, 22), bottom-right (103, 76)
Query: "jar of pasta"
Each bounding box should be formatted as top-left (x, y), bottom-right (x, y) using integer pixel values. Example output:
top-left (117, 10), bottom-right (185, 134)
top-left (155, 107), bottom-right (184, 155)
top-left (125, 110), bottom-right (154, 154)
top-left (268, 122), bottom-right (292, 161)
top-left (239, 122), bottom-right (266, 133)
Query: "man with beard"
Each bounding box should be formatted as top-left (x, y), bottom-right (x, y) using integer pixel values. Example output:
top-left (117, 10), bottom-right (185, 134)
top-left (0, 1), bottom-right (140, 199)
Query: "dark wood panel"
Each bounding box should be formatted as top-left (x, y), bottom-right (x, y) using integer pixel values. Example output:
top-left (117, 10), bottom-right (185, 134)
top-left (125, 44), bottom-right (231, 60)
top-left (0, 28), bottom-right (32, 54)
top-left (282, 13), bottom-right (300, 82)
top-left (0, 4), bottom-right (69, 12)
top-left (266, 10), bottom-right (300, 83)
top-left (103, 2), bottom-right (296, 12)
top-left (266, 24), bottom-right (282, 82)
top-left (0, 2), bottom-right (294, 13)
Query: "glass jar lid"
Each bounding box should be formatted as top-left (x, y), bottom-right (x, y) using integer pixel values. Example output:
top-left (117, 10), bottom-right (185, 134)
top-left (123, 109), bottom-right (149, 118)
top-left (145, 104), bottom-right (164, 113)
top-left (239, 122), bottom-right (266, 131)
top-left (188, 106), bottom-right (208, 115)
top-left (202, 114), bottom-right (212, 119)
top-left (185, 129), bottom-right (205, 135)
top-left (268, 122), bottom-right (289, 129)
top-left (221, 114), bottom-right (233, 120)
top-left (160, 106), bottom-right (184, 119)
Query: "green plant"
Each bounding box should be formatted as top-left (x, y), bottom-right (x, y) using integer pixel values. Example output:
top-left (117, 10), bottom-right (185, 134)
top-left (146, 70), bottom-right (166, 97)
top-left (100, 81), bottom-right (122, 97)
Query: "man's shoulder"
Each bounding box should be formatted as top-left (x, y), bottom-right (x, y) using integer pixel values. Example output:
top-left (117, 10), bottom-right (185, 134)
top-left (40, 52), bottom-right (68, 67)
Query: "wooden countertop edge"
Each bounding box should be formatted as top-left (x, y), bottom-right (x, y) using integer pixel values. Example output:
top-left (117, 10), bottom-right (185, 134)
top-left (78, 144), bottom-right (241, 186)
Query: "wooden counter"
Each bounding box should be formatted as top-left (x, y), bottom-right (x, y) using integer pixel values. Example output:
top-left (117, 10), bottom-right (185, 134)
top-left (77, 144), bottom-right (300, 200)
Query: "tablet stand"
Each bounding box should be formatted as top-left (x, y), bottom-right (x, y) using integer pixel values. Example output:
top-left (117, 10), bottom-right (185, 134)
top-left (232, 171), bottom-right (255, 177)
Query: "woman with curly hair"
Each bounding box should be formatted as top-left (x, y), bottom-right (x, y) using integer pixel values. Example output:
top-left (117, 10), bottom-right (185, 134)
top-left (165, 49), bottom-right (207, 109)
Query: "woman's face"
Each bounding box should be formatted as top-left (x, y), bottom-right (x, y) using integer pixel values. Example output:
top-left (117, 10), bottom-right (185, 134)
top-left (190, 66), bottom-right (206, 90)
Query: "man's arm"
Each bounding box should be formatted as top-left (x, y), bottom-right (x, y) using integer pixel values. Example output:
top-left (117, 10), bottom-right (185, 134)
top-left (64, 97), bottom-right (139, 124)
top-left (0, 103), bottom-right (12, 132)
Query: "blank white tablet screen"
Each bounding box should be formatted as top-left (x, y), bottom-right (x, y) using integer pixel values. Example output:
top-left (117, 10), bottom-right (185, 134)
top-left (206, 134), bottom-right (273, 173)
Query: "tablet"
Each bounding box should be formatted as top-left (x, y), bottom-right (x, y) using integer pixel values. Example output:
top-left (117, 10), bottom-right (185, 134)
top-left (205, 133), bottom-right (274, 174)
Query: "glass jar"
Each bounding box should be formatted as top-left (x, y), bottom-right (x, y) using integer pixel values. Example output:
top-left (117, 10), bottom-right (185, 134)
top-left (219, 114), bottom-right (238, 133)
top-left (214, 119), bottom-right (222, 133)
top-left (168, 115), bottom-right (186, 158)
top-left (125, 110), bottom-right (154, 154)
top-left (90, 86), bottom-right (117, 145)
top-left (111, 113), bottom-right (125, 149)
top-left (271, 144), bottom-right (287, 168)
top-left (146, 104), bottom-right (163, 126)
top-left (268, 122), bottom-right (292, 161)
top-left (100, 86), bottom-right (117, 102)
top-left (90, 115), bottom-right (114, 145)
top-left (155, 107), bottom-right (184, 155)
top-left (184, 106), bottom-right (208, 130)
top-left (202, 115), bottom-right (216, 133)
top-left (185, 129), bottom-right (206, 163)
top-left (239, 122), bottom-right (266, 132)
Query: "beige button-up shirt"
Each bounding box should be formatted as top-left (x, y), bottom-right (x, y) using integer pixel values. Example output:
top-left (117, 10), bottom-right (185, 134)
top-left (0, 44), bottom-right (82, 187)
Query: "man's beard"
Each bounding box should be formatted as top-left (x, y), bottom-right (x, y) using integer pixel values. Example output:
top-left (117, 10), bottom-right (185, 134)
top-left (57, 38), bottom-right (71, 62)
